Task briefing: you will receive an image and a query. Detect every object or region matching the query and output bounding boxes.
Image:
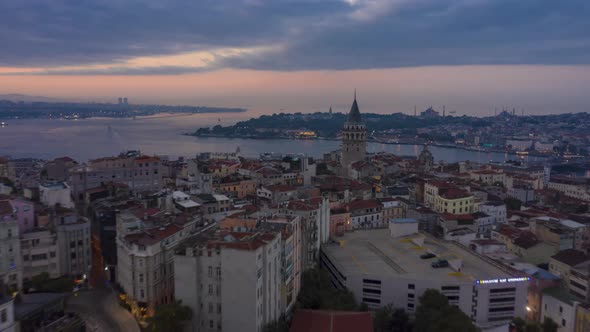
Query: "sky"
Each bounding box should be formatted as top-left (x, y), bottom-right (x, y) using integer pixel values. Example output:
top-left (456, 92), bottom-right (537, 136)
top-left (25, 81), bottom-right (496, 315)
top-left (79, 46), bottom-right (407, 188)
top-left (0, 0), bottom-right (589, 115)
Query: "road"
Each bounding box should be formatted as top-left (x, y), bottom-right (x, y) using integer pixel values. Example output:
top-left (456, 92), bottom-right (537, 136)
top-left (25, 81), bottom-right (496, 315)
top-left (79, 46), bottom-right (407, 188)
top-left (65, 287), bottom-right (140, 332)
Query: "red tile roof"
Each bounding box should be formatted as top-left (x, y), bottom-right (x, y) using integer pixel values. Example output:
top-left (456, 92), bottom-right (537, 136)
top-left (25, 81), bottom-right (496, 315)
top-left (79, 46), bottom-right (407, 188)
top-left (290, 310), bottom-right (373, 332)
top-left (124, 223), bottom-right (182, 246)
top-left (347, 199), bottom-right (380, 211)
top-left (551, 249), bottom-right (590, 266)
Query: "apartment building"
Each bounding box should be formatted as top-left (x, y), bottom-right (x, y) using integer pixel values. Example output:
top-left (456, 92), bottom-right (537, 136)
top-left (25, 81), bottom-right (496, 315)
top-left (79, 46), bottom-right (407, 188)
top-left (20, 228), bottom-right (59, 281)
top-left (0, 201), bottom-right (22, 290)
top-left (174, 231), bottom-right (282, 332)
top-left (548, 178), bottom-right (590, 202)
top-left (54, 209), bottom-right (91, 278)
top-left (117, 212), bottom-right (200, 316)
top-left (69, 152), bottom-right (163, 200)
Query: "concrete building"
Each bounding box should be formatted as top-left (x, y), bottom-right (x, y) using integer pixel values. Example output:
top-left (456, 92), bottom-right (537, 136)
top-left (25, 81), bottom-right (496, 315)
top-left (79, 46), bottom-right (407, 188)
top-left (174, 231), bottom-right (282, 332)
top-left (0, 296), bottom-right (15, 332)
top-left (0, 201), bottom-right (22, 290)
top-left (347, 199), bottom-right (383, 229)
top-left (39, 182), bottom-right (74, 209)
top-left (479, 201), bottom-right (507, 226)
top-left (341, 94), bottom-right (367, 176)
top-left (69, 153), bottom-right (163, 200)
top-left (435, 189), bottom-right (474, 214)
top-left (321, 229), bottom-right (529, 329)
top-left (54, 209), bottom-right (91, 278)
top-left (43, 156), bottom-right (77, 182)
top-left (116, 212), bottom-right (200, 316)
top-left (541, 287), bottom-right (580, 332)
top-left (20, 228), bottom-right (59, 281)
top-left (548, 178), bottom-right (590, 202)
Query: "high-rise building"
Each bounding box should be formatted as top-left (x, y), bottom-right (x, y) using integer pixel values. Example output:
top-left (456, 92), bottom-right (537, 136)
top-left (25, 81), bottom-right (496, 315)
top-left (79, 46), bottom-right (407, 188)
top-left (175, 231), bottom-right (282, 332)
top-left (340, 93), bottom-right (367, 175)
top-left (123, 97), bottom-right (128, 105)
top-left (118, 97), bottom-right (123, 105)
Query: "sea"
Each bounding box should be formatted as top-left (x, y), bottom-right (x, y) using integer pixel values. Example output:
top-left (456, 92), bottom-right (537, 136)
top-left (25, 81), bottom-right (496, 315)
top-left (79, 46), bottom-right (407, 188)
top-left (0, 112), bottom-right (545, 164)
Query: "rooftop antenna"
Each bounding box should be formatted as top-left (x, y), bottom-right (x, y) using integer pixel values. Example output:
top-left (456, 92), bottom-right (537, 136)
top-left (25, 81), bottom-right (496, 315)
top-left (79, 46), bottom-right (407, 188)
top-left (354, 88), bottom-right (357, 101)
top-left (414, 105), bottom-right (417, 117)
top-left (495, 107), bottom-right (497, 116)
top-left (443, 105), bottom-right (446, 117)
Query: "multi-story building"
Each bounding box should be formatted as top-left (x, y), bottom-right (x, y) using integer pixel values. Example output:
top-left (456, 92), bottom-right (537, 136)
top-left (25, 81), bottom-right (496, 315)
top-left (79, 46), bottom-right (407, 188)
top-left (213, 175), bottom-right (257, 199)
top-left (274, 198), bottom-right (330, 268)
top-left (379, 198), bottom-right (405, 222)
top-left (0, 295), bottom-right (15, 332)
top-left (174, 231), bottom-right (282, 332)
top-left (69, 152), bottom-right (163, 200)
top-left (433, 188), bottom-right (475, 215)
top-left (0, 201), bottom-right (22, 290)
top-left (321, 228), bottom-right (529, 329)
top-left (547, 178), bottom-right (590, 202)
top-left (39, 182), bottom-right (74, 209)
top-left (117, 213), bottom-right (200, 316)
top-left (20, 228), bottom-right (59, 281)
top-left (54, 208), bottom-right (91, 278)
top-left (478, 201), bottom-right (507, 225)
top-left (347, 199), bottom-right (383, 229)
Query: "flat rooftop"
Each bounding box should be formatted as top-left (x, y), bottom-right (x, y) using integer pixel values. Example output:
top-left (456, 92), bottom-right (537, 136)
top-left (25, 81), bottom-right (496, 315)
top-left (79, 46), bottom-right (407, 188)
top-left (322, 229), bottom-right (513, 283)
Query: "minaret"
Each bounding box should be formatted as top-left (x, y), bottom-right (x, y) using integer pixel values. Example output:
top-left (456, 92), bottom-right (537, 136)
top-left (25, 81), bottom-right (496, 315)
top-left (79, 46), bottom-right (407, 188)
top-left (341, 91), bottom-right (367, 176)
top-left (443, 105), bottom-right (446, 117)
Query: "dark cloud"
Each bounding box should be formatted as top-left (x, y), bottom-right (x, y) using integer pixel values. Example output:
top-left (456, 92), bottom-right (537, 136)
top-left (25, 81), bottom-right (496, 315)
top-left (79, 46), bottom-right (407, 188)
top-left (1, 0), bottom-right (589, 73)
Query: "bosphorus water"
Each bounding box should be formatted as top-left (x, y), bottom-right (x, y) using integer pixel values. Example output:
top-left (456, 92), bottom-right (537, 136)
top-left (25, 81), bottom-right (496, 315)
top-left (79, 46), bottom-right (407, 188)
top-left (0, 112), bottom-right (545, 163)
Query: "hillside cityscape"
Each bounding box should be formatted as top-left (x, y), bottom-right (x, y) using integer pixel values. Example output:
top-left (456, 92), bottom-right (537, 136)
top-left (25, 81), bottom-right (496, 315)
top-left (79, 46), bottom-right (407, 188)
top-left (2, 1), bottom-right (590, 332)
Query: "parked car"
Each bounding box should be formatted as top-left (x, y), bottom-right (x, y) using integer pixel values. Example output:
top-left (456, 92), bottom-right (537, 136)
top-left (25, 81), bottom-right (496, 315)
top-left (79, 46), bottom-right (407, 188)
top-left (431, 259), bottom-right (449, 268)
top-left (420, 252), bottom-right (436, 259)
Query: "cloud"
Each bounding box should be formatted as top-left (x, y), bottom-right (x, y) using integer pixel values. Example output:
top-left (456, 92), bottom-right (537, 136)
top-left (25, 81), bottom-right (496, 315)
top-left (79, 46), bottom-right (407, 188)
top-left (0, 0), bottom-right (588, 74)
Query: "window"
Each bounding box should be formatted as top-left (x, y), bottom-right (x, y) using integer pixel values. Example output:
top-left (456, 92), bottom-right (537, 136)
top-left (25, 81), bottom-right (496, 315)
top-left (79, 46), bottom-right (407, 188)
top-left (209, 284), bottom-right (213, 295)
top-left (139, 274), bottom-right (144, 283)
top-left (562, 319), bottom-right (566, 327)
top-left (209, 303), bottom-right (213, 313)
top-left (217, 303), bottom-right (222, 313)
top-left (408, 294), bottom-right (415, 299)
top-left (0, 309), bottom-right (6, 323)
top-left (208, 266), bottom-right (213, 277)
top-left (210, 320), bottom-right (214, 328)
top-left (140, 289), bottom-right (145, 298)
top-left (408, 284), bottom-right (415, 290)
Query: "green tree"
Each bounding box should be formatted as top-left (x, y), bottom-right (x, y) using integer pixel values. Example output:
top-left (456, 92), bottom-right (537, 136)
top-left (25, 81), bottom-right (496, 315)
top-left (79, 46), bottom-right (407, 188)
top-left (413, 289), bottom-right (476, 332)
top-left (374, 304), bottom-right (411, 332)
top-left (148, 300), bottom-right (192, 332)
top-left (297, 268), bottom-right (357, 311)
top-left (512, 317), bottom-right (527, 332)
top-left (541, 317), bottom-right (558, 332)
top-left (504, 197), bottom-right (522, 210)
top-left (262, 317), bottom-right (290, 332)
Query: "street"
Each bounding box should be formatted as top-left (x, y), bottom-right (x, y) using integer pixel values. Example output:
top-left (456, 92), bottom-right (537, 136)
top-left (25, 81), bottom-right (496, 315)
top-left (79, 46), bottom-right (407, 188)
top-left (65, 287), bottom-right (140, 332)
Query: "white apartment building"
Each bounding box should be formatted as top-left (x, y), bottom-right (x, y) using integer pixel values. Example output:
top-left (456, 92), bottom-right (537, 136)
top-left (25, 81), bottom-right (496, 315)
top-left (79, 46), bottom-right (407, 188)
top-left (478, 201), bottom-right (507, 225)
top-left (548, 178), bottom-right (590, 202)
top-left (174, 231), bottom-right (282, 332)
top-left (20, 228), bottom-right (60, 281)
top-left (39, 182), bottom-right (74, 209)
top-left (0, 296), bottom-right (15, 332)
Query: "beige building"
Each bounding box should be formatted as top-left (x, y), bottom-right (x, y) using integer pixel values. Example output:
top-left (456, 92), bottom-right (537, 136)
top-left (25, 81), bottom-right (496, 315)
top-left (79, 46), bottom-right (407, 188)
top-left (175, 231), bottom-right (282, 332)
top-left (116, 213), bottom-right (200, 316)
top-left (20, 228), bottom-right (60, 281)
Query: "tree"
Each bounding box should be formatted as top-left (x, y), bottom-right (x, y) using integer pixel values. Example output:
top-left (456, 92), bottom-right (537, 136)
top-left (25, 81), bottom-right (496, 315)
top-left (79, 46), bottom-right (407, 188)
top-left (374, 304), bottom-right (411, 332)
top-left (262, 317), bottom-right (290, 332)
top-left (297, 268), bottom-right (357, 311)
top-left (504, 197), bottom-right (522, 211)
top-left (541, 317), bottom-right (558, 332)
top-left (413, 289), bottom-right (476, 332)
top-left (148, 300), bottom-right (192, 332)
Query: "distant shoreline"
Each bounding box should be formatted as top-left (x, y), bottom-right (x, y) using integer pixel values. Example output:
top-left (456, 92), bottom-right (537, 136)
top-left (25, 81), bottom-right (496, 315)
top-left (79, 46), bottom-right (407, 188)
top-left (185, 133), bottom-right (550, 159)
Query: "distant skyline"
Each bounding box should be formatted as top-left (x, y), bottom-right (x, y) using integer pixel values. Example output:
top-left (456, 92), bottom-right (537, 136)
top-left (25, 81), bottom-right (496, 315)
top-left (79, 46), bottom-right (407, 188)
top-left (1, 1), bottom-right (589, 115)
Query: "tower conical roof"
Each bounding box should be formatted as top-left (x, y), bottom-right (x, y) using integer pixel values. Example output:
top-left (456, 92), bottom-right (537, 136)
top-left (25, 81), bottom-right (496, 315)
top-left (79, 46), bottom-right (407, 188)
top-left (347, 93), bottom-right (362, 123)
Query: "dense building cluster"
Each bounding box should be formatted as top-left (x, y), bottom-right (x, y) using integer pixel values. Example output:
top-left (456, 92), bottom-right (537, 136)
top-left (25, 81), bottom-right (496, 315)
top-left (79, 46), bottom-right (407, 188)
top-left (0, 97), bottom-right (589, 331)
